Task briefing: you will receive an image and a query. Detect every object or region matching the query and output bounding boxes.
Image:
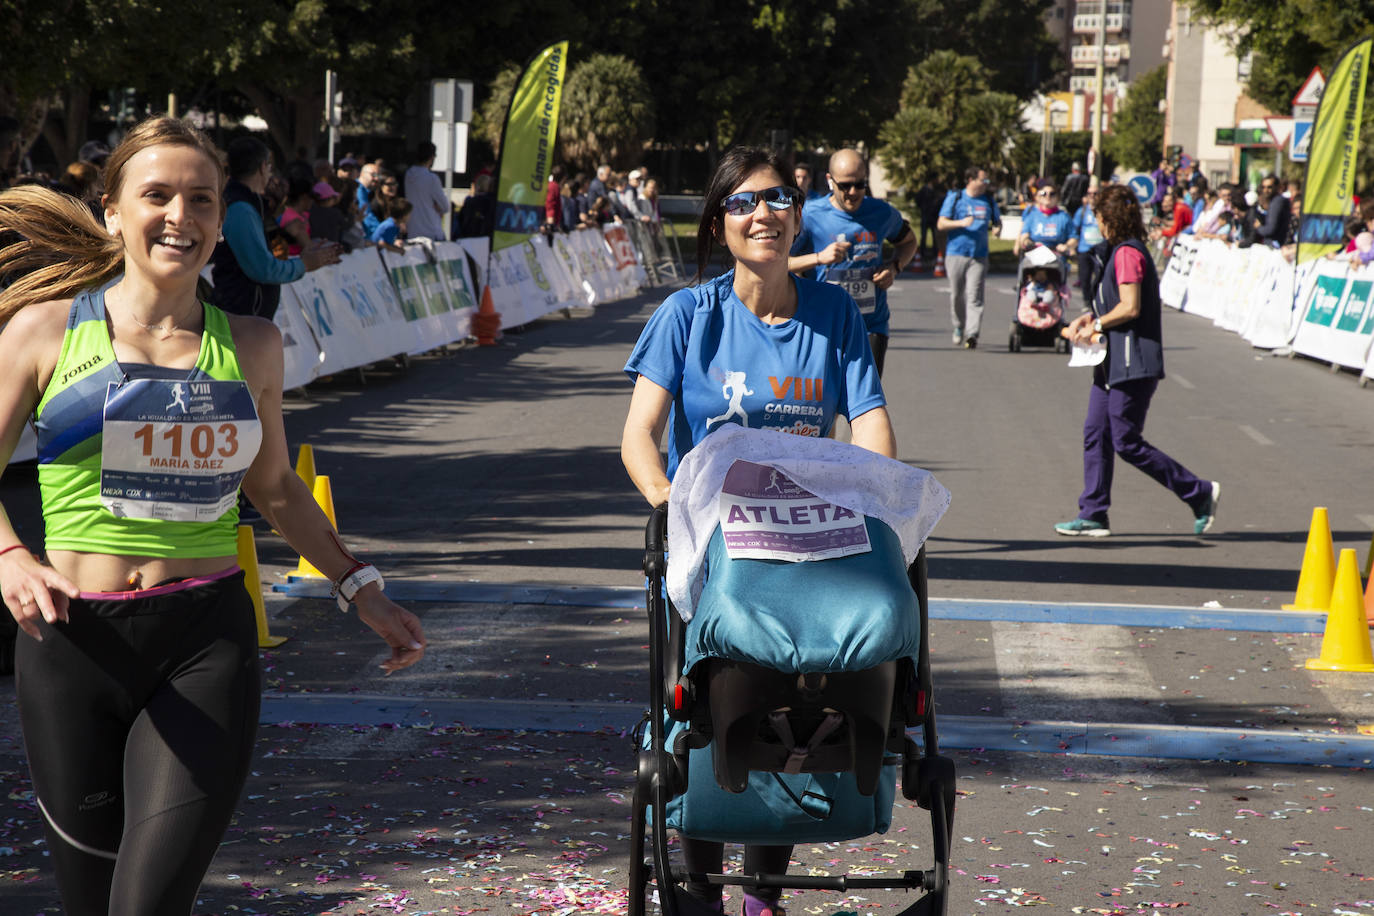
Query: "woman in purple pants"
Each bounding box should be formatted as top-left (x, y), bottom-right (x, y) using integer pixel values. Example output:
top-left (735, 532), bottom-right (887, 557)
top-left (1054, 184), bottom-right (1219, 539)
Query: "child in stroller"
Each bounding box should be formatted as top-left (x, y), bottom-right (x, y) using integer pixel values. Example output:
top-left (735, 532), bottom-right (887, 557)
top-left (1010, 245), bottom-right (1070, 352)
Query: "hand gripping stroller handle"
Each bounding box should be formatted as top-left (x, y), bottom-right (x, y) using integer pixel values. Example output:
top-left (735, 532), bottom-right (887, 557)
top-left (643, 503), bottom-right (668, 577)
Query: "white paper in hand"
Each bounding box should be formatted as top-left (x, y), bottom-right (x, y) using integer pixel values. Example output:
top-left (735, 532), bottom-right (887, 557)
top-left (1067, 339), bottom-right (1107, 367)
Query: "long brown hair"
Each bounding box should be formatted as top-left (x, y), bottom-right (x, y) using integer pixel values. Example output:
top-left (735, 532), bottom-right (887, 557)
top-left (0, 117), bottom-right (225, 323)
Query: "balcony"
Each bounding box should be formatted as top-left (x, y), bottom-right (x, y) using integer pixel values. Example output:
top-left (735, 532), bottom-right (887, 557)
top-left (1072, 13), bottom-right (1129, 33)
top-left (1071, 43), bottom-right (1128, 66)
top-left (1070, 74), bottom-right (1121, 92)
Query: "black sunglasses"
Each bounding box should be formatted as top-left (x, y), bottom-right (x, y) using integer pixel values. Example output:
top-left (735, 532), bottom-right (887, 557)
top-left (721, 186), bottom-right (801, 216)
top-left (834, 180), bottom-right (867, 192)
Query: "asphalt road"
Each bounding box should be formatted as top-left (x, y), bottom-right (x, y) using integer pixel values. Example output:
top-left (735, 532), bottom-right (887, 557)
top-left (2, 269), bottom-right (1373, 915)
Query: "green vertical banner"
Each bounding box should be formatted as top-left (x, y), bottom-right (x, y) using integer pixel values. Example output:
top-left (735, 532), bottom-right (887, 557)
top-left (492, 40), bottom-right (570, 252)
top-left (1298, 37), bottom-right (1372, 264)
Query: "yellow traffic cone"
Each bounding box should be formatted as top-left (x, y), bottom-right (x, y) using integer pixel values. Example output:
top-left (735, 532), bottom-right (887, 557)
top-left (1305, 549), bottom-right (1374, 672)
top-left (292, 475), bottom-right (338, 579)
top-left (1283, 507), bottom-right (1335, 611)
top-left (238, 525), bottom-right (288, 648)
top-left (295, 443), bottom-right (317, 488)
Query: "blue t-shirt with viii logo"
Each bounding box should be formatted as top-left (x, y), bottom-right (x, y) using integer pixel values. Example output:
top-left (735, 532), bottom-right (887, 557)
top-left (791, 196), bottom-right (907, 336)
top-left (624, 271), bottom-right (886, 480)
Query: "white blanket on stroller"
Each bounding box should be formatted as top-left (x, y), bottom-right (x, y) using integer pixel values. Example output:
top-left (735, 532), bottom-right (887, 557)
top-left (667, 425), bottom-right (951, 620)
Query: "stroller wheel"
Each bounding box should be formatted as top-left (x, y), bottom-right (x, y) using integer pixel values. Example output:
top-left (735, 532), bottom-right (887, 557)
top-left (1009, 329), bottom-right (1021, 353)
top-left (629, 751), bottom-right (653, 916)
top-left (1054, 335), bottom-right (1069, 354)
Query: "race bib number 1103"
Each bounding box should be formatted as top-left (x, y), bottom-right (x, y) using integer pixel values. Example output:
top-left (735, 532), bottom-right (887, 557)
top-left (100, 378), bottom-right (262, 522)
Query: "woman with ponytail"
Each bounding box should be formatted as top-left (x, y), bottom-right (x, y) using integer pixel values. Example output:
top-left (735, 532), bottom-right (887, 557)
top-left (0, 116), bottom-right (426, 914)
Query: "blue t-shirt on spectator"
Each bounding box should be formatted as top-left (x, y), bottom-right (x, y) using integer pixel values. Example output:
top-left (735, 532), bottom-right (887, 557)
top-left (370, 217), bottom-right (399, 245)
top-left (1071, 204), bottom-right (1103, 248)
top-left (1021, 207), bottom-right (1074, 249)
top-left (624, 271), bottom-right (886, 480)
top-left (791, 196), bottom-right (906, 336)
top-left (1184, 195), bottom-right (1206, 234)
top-left (939, 190), bottom-right (999, 259)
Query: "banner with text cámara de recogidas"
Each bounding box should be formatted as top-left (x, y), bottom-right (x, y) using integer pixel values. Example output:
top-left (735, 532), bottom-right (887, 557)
top-left (1298, 37), bottom-right (1372, 265)
top-left (492, 40), bottom-right (570, 253)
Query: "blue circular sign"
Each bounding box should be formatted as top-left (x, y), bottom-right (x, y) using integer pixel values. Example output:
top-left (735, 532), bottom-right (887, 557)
top-left (1128, 174), bottom-right (1156, 206)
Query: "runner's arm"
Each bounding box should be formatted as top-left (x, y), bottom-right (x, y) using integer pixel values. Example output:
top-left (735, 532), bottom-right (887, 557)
top-left (849, 406), bottom-right (896, 459)
top-left (233, 316), bottom-right (425, 672)
top-left (621, 375), bottom-right (673, 507)
top-left (0, 303), bottom-right (81, 638)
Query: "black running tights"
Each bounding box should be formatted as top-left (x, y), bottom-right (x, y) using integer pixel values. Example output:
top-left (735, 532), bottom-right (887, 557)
top-left (15, 573), bottom-right (260, 915)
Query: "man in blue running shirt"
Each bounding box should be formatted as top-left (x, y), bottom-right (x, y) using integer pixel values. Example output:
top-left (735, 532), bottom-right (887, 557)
top-left (789, 148), bottom-right (917, 375)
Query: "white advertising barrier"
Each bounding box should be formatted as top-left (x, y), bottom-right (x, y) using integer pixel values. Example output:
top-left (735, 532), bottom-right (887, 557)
top-left (530, 235), bottom-right (585, 311)
top-left (486, 240), bottom-right (566, 329)
top-left (379, 243), bottom-right (477, 352)
top-left (282, 249), bottom-right (419, 375)
top-left (1290, 262), bottom-right (1374, 370)
top-left (552, 233), bottom-right (596, 305)
top-left (1159, 235), bottom-right (1197, 308)
top-left (603, 224), bottom-right (648, 295)
top-left (568, 228), bottom-right (623, 303)
top-left (1238, 255), bottom-right (1313, 351)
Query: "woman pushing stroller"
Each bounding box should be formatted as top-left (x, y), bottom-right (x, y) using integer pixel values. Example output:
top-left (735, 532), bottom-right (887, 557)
top-left (621, 147), bottom-right (896, 915)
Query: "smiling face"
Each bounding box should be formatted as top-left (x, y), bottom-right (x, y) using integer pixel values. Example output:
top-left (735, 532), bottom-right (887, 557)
top-left (104, 143), bottom-right (223, 287)
top-left (718, 165), bottom-right (798, 267)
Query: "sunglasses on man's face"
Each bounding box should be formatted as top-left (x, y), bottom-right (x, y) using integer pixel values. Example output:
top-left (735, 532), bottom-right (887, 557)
top-left (834, 180), bottom-right (867, 193)
top-left (721, 186), bottom-right (801, 216)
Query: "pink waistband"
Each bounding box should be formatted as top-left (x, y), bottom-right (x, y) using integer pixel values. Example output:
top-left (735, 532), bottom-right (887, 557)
top-left (79, 565), bottom-right (241, 601)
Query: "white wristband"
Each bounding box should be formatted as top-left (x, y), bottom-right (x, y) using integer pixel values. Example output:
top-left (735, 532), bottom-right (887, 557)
top-left (333, 564), bottom-right (384, 612)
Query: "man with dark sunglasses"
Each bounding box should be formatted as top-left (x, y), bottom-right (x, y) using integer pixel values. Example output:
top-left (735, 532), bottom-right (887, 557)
top-left (788, 148), bottom-right (916, 375)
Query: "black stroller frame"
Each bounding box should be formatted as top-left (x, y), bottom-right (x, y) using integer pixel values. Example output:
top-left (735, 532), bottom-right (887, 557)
top-left (628, 504), bottom-right (955, 916)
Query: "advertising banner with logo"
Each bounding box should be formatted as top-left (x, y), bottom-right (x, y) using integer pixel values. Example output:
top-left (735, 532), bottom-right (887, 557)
top-left (492, 41), bottom-right (570, 253)
top-left (284, 248), bottom-right (417, 374)
top-left (1291, 264), bottom-right (1374, 368)
top-left (1297, 38), bottom-right (1372, 265)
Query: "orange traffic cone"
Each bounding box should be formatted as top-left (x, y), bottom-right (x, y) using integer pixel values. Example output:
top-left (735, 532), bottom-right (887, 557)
top-left (293, 475), bottom-right (338, 579)
top-left (911, 249), bottom-right (924, 273)
top-left (1364, 567), bottom-right (1374, 625)
top-left (473, 284), bottom-right (502, 346)
top-left (1305, 549), bottom-right (1374, 672)
top-left (933, 250), bottom-right (946, 278)
top-left (1283, 507), bottom-right (1336, 611)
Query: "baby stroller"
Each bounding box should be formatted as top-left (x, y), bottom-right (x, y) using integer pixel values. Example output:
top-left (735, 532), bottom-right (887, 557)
top-left (1010, 245), bottom-right (1070, 353)
top-left (628, 427), bottom-right (955, 916)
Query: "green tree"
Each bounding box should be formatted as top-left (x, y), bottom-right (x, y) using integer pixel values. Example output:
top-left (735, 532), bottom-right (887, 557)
top-left (877, 51), bottom-right (1024, 192)
top-left (1184, 0), bottom-right (1374, 187)
top-left (559, 54), bottom-right (653, 171)
top-left (1105, 62), bottom-right (1168, 171)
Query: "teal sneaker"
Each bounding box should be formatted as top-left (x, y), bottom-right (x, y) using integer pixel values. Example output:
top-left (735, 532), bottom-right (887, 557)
top-left (1054, 518), bottom-right (1111, 538)
top-left (1193, 481), bottom-right (1220, 534)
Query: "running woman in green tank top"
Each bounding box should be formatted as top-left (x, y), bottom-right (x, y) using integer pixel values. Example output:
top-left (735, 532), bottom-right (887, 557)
top-left (0, 117), bottom-right (426, 916)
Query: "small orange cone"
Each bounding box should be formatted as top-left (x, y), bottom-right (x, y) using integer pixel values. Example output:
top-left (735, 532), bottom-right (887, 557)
top-left (295, 443), bottom-right (316, 488)
top-left (472, 284), bottom-right (502, 346)
top-left (911, 249), bottom-right (924, 273)
top-left (1283, 507), bottom-right (1336, 611)
top-left (1363, 567), bottom-right (1374, 625)
top-left (933, 250), bottom-right (946, 278)
top-left (238, 525), bottom-right (288, 648)
top-left (293, 475), bottom-right (338, 579)
top-left (1305, 549), bottom-right (1374, 672)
